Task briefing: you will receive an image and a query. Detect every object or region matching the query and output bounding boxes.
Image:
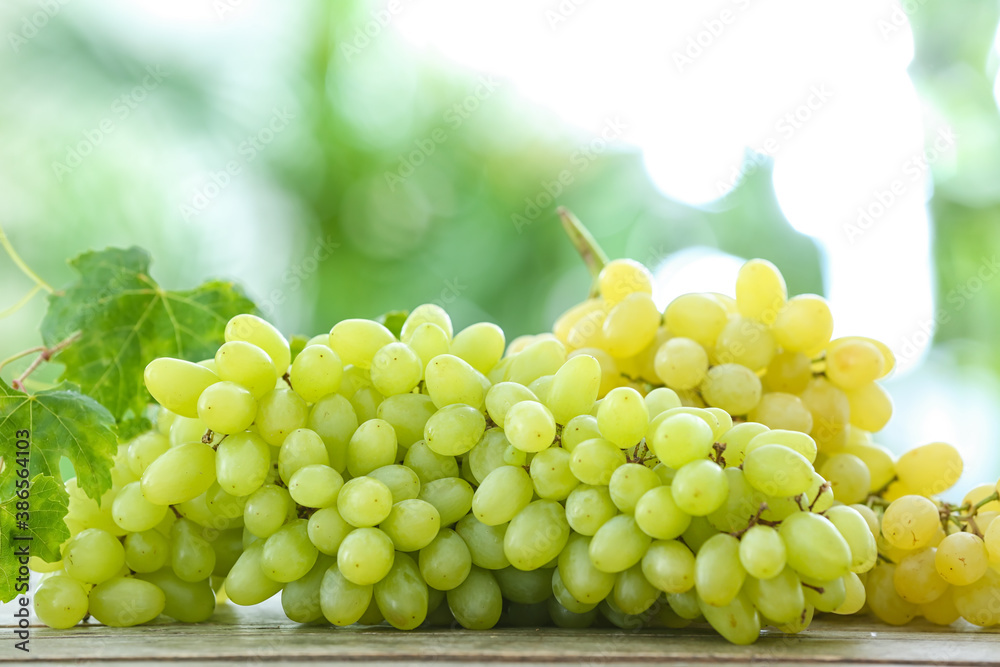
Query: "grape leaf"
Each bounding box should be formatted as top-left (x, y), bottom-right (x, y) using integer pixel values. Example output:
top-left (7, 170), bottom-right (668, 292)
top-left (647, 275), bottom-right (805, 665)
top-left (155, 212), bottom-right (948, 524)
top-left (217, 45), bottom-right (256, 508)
top-left (0, 474), bottom-right (70, 603)
top-left (40, 247), bottom-right (257, 421)
top-left (0, 378), bottom-right (117, 501)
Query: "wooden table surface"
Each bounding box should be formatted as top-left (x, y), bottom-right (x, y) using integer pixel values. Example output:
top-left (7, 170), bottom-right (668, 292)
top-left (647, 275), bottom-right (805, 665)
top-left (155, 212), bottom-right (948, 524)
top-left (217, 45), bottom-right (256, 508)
top-left (5, 605), bottom-right (999, 666)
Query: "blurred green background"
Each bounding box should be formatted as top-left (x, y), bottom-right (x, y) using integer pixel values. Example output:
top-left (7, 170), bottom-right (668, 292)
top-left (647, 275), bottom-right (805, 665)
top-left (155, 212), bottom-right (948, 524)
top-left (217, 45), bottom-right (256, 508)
top-left (1, 0), bottom-right (998, 484)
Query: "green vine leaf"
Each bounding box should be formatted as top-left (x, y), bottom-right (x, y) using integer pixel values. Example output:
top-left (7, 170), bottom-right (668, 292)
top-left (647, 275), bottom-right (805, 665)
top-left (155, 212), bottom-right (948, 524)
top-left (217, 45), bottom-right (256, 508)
top-left (0, 474), bottom-right (70, 603)
top-left (40, 247), bottom-right (257, 421)
top-left (0, 379), bottom-right (117, 501)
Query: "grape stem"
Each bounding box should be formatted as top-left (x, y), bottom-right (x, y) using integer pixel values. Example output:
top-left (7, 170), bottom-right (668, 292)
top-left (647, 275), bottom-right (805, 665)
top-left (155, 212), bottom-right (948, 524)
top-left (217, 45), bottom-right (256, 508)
top-left (557, 207), bottom-right (608, 298)
top-left (4, 332), bottom-right (81, 392)
top-left (0, 222), bottom-right (54, 293)
top-left (710, 442), bottom-right (726, 467)
top-left (801, 582), bottom-right (825, 595)
top-left (730, 502), bottom-right (779, 539)
top-left (808, 482), bottom-right (830, 511)
top-left (0, 284), bottom-right (44, 320)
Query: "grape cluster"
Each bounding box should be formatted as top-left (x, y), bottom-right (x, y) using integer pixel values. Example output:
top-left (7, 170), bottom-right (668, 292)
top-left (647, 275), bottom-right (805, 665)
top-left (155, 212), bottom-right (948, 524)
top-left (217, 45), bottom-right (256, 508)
top-left (30, 257), bottom-right (1000, 643)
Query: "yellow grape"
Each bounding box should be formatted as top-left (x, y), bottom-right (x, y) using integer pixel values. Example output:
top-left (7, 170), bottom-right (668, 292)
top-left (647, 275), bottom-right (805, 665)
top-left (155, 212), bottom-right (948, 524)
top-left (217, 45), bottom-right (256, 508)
top-left (935, 533), bottom-right (989, 586)
top-left (894, 442), bottom-right (963, 497)
top-left (842, 439), bottom-right (896, 492)
top-left (747, 392), bottom-right (813, 433)
top-left (601, 292), bottom-right (661, 358)
top-left (825, 338), bottom-right (884, 390)
top-left (866, 563), bottom-right (918, 626)
top-left (772, 294), bottom-right (834, 353)
top-left (735, 258), bottom-right (786, 323)
top-left (714, 316), bottom-right (776, 371)
top-left (663, 293), bottom-right (727, 349)
top-left (881, 495), bottom-right (940, 550)
top-left (819, 453), bottom-right (871, 505)
top-left (653, 337), bottom-right (708, 391)
top-left (846, 382), bottom-right (893, 432)
top-left (762, 350), bottom-right (812, 394)
top-left (598, 258), bottom-right (653, 306)
top-left (700, 364), bottom-right (762, 416)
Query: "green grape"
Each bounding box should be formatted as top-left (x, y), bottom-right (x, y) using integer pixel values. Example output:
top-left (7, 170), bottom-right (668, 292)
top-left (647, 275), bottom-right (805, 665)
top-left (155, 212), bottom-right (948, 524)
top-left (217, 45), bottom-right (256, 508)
top-left (307, 506), bottom-right (353, 555)
top-left (798, 376), bottom-right (849, 450)
top-left (261, 519), bottom-right (317, 582)
top-left (780, 512), bottom-right (852, 581)
top-left (664, 293), bottom-right (727, 349)
top-left (455, 514), bottom-right (509, 570)
top-left (63, 480), bottom-right (121, 537)
top-left (735, 258), bottom-right (786, 322)
top-left (173, 491), bottom-right (241, 531)
top-left (447, 566), bottom-right (503, 630)
top-left (196, 380), bottom-right (257, 434)
top-left (528, 447), bottom-right (578, 500)
top-left (505, 400), bottom-right (557, 453)
top-left (864, 563), bottom-right (917, 625)
top-left (745, 429), bottom-right (817, 463)
top-left (895, 442), bottom-right (963, 497)
top-left (169, 415), bottom-right (217, 447)
top-left (277, 428), bottom-right (328, 485)
top-left (569, 438), bottom-right (626, 486)
top-left (548, 596), bottom-right (599, 628)
top-left (834, 572), bottom-right (867, 615)
top-left (321, 565), bottom-right (373, 626)
top-left (112, 481), bottom-right (168, 532)
top-left (64, 528), bottom-right (125, 584)
top-left (468, 428), bottom-right (510, 483)
top-left (771, 294), bottom-right (834, 353)
top-left (953, 568), bottom-right (1000, 627)
top-left (370, 342), bottom-right (423, 397)
top-left (350, 385), bottom-right (383, 424)
top-left (598, 258), bottom-right (653, 305)
top-left (225, 313), bottom-right (291, 374)
top-left (743, 567), bottom-right (804, 624)
top-left (654, 337), bottom-right (709, 390)
top-left (423, 403), bottom-right (486, 457)
top-left (338, 477), bottom-right (393, 527)
top-left (561, 417), bottom-right (601, 456)
top-left (243, 484), bottom-right (292, 539)
top-left (473, 465), bottom-right (534, 526)
top-left (338, 527), bottom-right (395, 585)
top-left (825, 338), bottom-right (885, 390)
top-left (763, 350), bottom-right (813, 394)
top-left (747, 392), bottom-right (814, 433)
top-left (449, 322), bottom-right (505, 375)
top-left (406, 322), bottom-right (451, 371)
top-left (802, 573), bottom-right (846, 612)
top-left (144, 357), bottom-right (220, 418)
top-left (695, 533), bottom-right (745, 607)
top-left (289, 343), bottom-right (343, 403)
top-left (641, 540), bottom-right (695, 594)
top-left (671, 460), bottom-right (729, 516)
top-left (742, 444), bottom-right (813, 497)
top-left (124, 530), bottom-right (169, 573)
top-left (171, 518), bottom-right (216, 583)
top-left (645, 387), bottom-right (682, 419)
top-left (402, 441), bottom-right (457, 485)
top-left (565, 484), bottom-right (618, 536)
top-left (419, 477), bottom-right (474, 526)
top-left (843, 439), bottom-right (896, 492)
top-left (280, 555), bottom-right (334, 624)
top-left (494, 566), bottom-right (552, 604)
top-left (138, 568), bottom-right (217, 623)
top-left (210, 528), bottom-right (244, 577)
top-left (894, 548), bottom-right (948, 604)
top-left (613, 563), bottom-right (659, 615)
top-left (288, 464), bottom-right (343, 509)
top-left (666, 589), bottom-right (702, 620)
top-left (425, 354), bottom-right (487, 410)
top-left (597, 387), bottom-right (648, 448)
top-left (700, 363), bottom-right (763, 415)
top-left (127, 431), bottom-right (170, 477)
top-left (635, 486), bottom-right (691, 539)
top-left (373, 552), bottom-right (428, 630)
top-left (216, 431), bottom-right (271, 497)
top-left (419, 528), bottom-right (472, 591)
top-left (707, 468), bottom-right (760, 533)
top-left (215, 341), bottom-right (278, 399)
top-left (849, 503), bottom-right (881, 541)
top-left (401, 303), bottom-right (454, 341)
top-left (846, 382), bottom-right (893, 432)
top-left (380, 499), bottom-right (441, 552)
top-left (881, 494), bottom-right (940, 550)
top-left (546, 353), bottom-right (601, 425)
top-left (552, 567), bottom-right (599, 613)
top-left (256, 388), bottom-right (309, 446)
top-left (738, 525), bottom-right (786, 580)
top-left (649, 412), bottom-right (714, 469)
top-left (375, 394), bottom-right (432, 451)
top-left (589, 514), bottom-right (651, 574)
top-left (715, 422), bottom-right (769, 468)
top-left (88, 578), bottom-right (165, 627)
top-left (28, 557), bottom-right (62, 574)
top-left (368, 464), bottom-right (421, 502)
top-left (328, 318), bottom-right (395, 370)
top-left (985, 518), bottom-right (1000, 565)
top-left (704, 407), bottom-right (734, 438)
top-left (714, 316), bottom-right (776, 371)
top-left (504, 338), bottom-right (567, 386)
top-left (503, 444), bottom-right (528, 467)
top-left (698, 592), bottom-right (761, 645)
top-left (602, 292), bottom-right (660, 358)
top-left (344, 419), bottom-right (396, 477)
top-left (558, 534), bottom-right (616, 605)
top-left (774, 601), bottom-right (815, 634)
top-left (305, 394), bottom-right (357, 472)
top-left (34, 575), bottom-right (89, 629)
top-left (936, 532), bottom-right (989, 586)
top-left (824, 505), bottom-right (877, 574)
top-left (485, 382), bottom-right (538, 428)
top-left (504, 500), bottom-right (570, 571)
top-left (140, 442), bottom-right (217, 506)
